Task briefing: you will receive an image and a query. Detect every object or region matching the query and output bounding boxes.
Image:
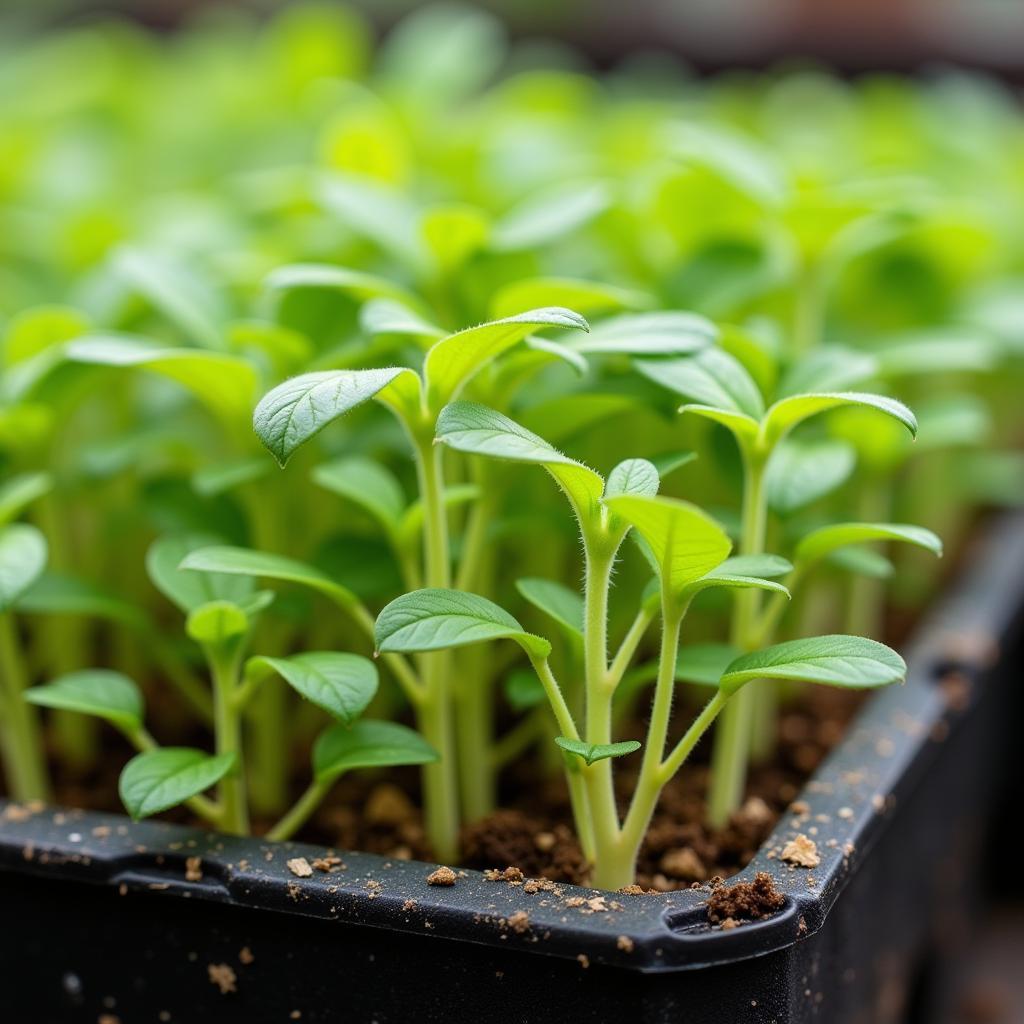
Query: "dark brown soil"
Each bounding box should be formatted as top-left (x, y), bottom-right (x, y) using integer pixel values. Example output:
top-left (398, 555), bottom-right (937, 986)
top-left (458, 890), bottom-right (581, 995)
top-left (706, 871), bottom-right (786, 925)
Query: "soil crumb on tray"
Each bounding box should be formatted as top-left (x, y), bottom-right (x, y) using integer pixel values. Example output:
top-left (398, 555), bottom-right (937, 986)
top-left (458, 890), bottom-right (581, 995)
top-left (706, 872), bottom-right (786, 926)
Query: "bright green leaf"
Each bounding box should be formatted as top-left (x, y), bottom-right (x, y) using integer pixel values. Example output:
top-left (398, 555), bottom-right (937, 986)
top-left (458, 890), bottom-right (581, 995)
top-left (185, 600), bottom-right (250, 646)
top-left (796, 522), bottom-right (943, 567)
top-left (146, 534), bottom-right (254, 614)
top-left (605, 459), bottom-right (660, 499)
top-left (516, 578), bottom-right (584, 637)
top-left (554, 737), bottom-right (641, 766)
top-left (760, 392), bottom-right (917, 448)
top-left (119, 748), bottom-right (236, 821)
top-left (0, 523), bottom-right (48, 612)
top-left (313, 719), bottom-right (438, 784)
top-left (765, 438), bottom-right (857, 515)
top-left (25, 671), bottom-right (143, 733)
top-left (0, 472), bottom-right (53, 527)
top-left (312, 456), bottom-right (407, 532)
top-left (250, 652), bottom-right (377, 723)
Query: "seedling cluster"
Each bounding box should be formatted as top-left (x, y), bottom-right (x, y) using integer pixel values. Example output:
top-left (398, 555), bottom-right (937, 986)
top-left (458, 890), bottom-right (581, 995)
top-left (1, 5), bottom-right (1022, 889)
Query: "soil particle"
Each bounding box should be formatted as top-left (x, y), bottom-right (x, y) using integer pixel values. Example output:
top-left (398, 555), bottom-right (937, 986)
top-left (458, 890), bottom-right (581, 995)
top-left (659, 846), bottom-right (707, 882)
top-left (286, 857), bottom-right (313, 878)
top-left (507, 910), bottom-right (531, 933)
top-left (464, 812), bottom-right (585, 882)
top-left (311, 855), bottom-right (345, 873)
top-left (427, 866), bottom-right (457, 887)
top-left (781, 834), bottom-right (820, 868)
top-left (576, 954), bottom-right (590, 969)
top-left (483, 865), bottom-right (525, 883)
top-left (239, 947), bottom-right (254, 965)
top-left (617, 935), bottom-right (635, 952)
top-left (706, 872), bottom-right (786, 925)
top-left (207, 963), bottom-right (237, 995)
top-left (98, 1016), bottom-right (121, 1024)
top-left (185, 857), bottom-right (202, 882)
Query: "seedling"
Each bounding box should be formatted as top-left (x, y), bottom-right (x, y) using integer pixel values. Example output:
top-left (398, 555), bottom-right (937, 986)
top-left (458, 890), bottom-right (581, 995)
top-left (367, 401), bottom-right (911, 889)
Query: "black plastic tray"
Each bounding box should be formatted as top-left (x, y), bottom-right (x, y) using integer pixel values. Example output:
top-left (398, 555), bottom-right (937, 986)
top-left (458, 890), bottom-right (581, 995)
top-left (3, 516), bottom-right (1023, 1023)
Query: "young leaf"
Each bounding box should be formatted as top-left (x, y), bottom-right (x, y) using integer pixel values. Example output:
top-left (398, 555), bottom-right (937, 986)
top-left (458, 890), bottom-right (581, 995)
top-left (253, 367), bottom-right (419, 467)
top-left (490, 181), bottom-right (610, 251)
top-left (554, 737), bottom-right (641, 767)
top-left (765, 438), bottom-right (857, 515)
top-left (313, 720), bottom-right (438, 784)
top-left (15, 573), bottom-right (147, 629)
top-left (179, 546), bottom-right (359, 609)
top-left (375, 589), bottom-right (551, 658)
top-left (777, 346), bottom-right (879, 397)
top-left (65, 335), bottom-right (257, 425)
top-left (359, 298), bottom-right (445, 341)
top-left (605, 459), bottom-right (659, 499)
top-left (601, 495), bottom-right (731, 599)
top-left (490, 278), bottom-right (650, 320)
top-left (575, 311), bottom-right (715, 356)
top-left (675, 643), bottom-right (741, 687)
top-left (636, 347), bottom-right (764, 419)
top-left (264, 263), bottom-right (420, 308)
top-left (147, 534), bottom-right (254, 614)
top-left (192, 458), bottom-right (272, 498)
top-left (25, 671), bottom-right (144, 733)
top-left (250, 653), bottom-right (377, 723)
top-left (516, 578), bottom-right (584, 638)
top-left (185, 600), bottom-right (250, 646)
top-left (795, 523), bottom-right (943, 567)
top-left (760, 392), bottom-right (917, 448)
top-left (714, 554), bottom-right (793, 578)
top-left (312, 456), bottom-right (407, 532)
top-left (423, 307), bottom-right (588, 407)
top-left (119, 748), bottom-right (237, 821)
top-left (828, 546), bottom-right (894, 579)
top-left (0, 523), bottom-right (48, 612)
top-left (652, 452), bottom-right (698, 479)
top-left (0, 472), bottom-right (53, 526)
top-left (719, 636), bottom-right (906, 696)
top-left (436, 401), bottom-right (604, 522)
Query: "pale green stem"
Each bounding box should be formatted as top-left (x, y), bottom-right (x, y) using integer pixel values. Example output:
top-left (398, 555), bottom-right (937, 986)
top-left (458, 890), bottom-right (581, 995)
top-left (845, 479), bottom-right (890, 638)
top-left (265, 779), bottom-right (331, 842)
top-left (707, 446), bottom-right (768, 828)
top-left (0, 612), bottom-right (50, 802)
top-left (210, 646), bottom-right (249, 835)
top-left (607, 605), bottom-right (657, 692)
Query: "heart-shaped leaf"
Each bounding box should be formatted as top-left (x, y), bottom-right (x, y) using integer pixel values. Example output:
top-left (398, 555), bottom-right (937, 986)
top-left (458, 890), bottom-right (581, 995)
top-left (719, 635), bottom-right (906, 696)
top-left (796, 523), bottom-right (943, 567)
top-left (765, 438), bottom-right (857, 515)
top-left (25, 671), bottom-right (144, 733)
top-left (312, 456), bottom-right (407, 533)
top-left (253, 366), bottom-right (420, 467)
top-left (516, 578), bottom-right (584, 638)
top-left (180, 546), bottom-right (358, 609)
top-left (119, 748), bottom-right (237, 820)
top-left (0, 523), bottom-right (48, 612)
top-left (66, 335), bottom-right (256, 425)
top-left (436, 401), bottom-right (604, 523)
top-left (313, 720), bottom-right (438, 784)
top-left (760, 392), bottom-right (917, 449)
top-left (250, 653), bottom-right (377, 723)
top-left (375, 589), bottom-right (551, 658)
top-left (554, 737), bottom-right (641, 766)
top-left (602, 495), bottom-right (731, 601)
top-left (424, 307), bottom-right (588, 408)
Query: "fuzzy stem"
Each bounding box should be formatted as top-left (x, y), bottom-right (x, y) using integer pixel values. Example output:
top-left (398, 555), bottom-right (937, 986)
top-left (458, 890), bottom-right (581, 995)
top-left (0, 613), bottom-right (50, 802)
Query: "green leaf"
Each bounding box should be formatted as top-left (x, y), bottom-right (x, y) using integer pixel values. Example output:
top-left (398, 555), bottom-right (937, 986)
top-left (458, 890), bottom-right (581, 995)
top-left (652, 452), bottom-right (698, 479)
top-left (397, 484), bottom-right (480, 546)
top-left (765, 438), bottom-right (857, 515)
top-left (714, 554), bottom-right (793, 578)
top-left (719, 635), bottom-right (906, 696)
top-left (264, 263), bottom-right (420, 309)
top-left (119, 748), bottom-right (237, 821)
top-left (436, 401), bottom-right (604, 523)
top-left (375, 589), bottom-right (551, 658)
top-left (251, 653), bottom-right (377, 723)
top-left (359, 298), bottom-right (445, 341)
top-left (490, 278), bottom-right (650, 320)
top-left (3, 305), bottom-right (90, 366)
top-left (146, 534), bottom-right (254, 614)
top-left (777, 347), bottom-right (879, 397)
top-left (179, 546), bottom-right (359, 609)
top-left (65, 335), bottom-right (257, 425)
top-left (636, 348), bottom-right (764, 418)
top-left (253, 366), bottom-right (420, 467)
top-left (423, 307), bottom-right (588, 407)
top-left (675, 643), bottom-right (740, 687)
top-left (504, 668), bottom-right (546, 712)
top-left (685, 568), bottom-right (790, 599)
top-left (15, 572), bottom-right (147, 628)
top-left (185, 600), bottom-right (250, 646)
top-left (760, 392), bottom-right (917, 448)
top-left (796, 522), bottom-right (943, 567)
top-left (914, 394), bottom-right (991, 452)
top-left (554, 737), bottom-right (641, 767)
top-left (313, 720), bottom-right (438, 784)
top-left (25, 671), bottom-right (144, 733)
top-left (0, 472), bottom-right (53, 526)
top-left (602, 495), bottom-right (731, 600)
top-left (490, 181), bottom-right (610, 251)
top-left (312, 456), bottom-right (407, 532)
top-left (192, 458), bottom-right (273, 498)
top-left (0, 523), bottom-right (48, 612)
top-left (875, 332), bottom-right (1000, 378)
top-left (516, 578), bottom-right (584, 637)
top-left (828, 547), bottom-right (894, 579)
top-left (575, 311), bottom-right (715, 356)
top-left (421, 203), bottom-right (490, 273)
top-left (605, 459), bottom-right (660, 499)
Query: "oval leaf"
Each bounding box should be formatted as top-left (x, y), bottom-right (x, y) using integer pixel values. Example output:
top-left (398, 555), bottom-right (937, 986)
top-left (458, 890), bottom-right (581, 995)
top-left (312, 456), bottom-right (406, 532)
top-left (0, 523), bottom-right (48, 612)
top-left (761, 392), bottom-right (917, 448)
top-left (147, 534), bottom-right (254, 614)
top-left (313, 720), bottom-right (438, 784)
top-left (119, 748), bottom-right (237, 821)
top-left (25, 670), bottom-right (144, 733)
top-left (796, 523), bottom-right (943, 567)
top-left (185, 600), bottom-right (250, 646)
top-left (765, 438), bottom-right (857, 515)
top-left (554, 737), bottom-right (641, 767)
top-left (719, 635), bottom-right (906, 696)
top-left (375, 589), bottom-right (551, 658)
top-left (606, 459), bottom-right (660, 500)
top-left (251, 652), bottom-right (377, 723)
top-left (636, 347), bottom-right (764, 418)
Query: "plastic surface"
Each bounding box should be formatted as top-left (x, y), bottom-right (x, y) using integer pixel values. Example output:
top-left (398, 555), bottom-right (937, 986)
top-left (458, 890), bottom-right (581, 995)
top-left (2, 516), bottom-right (1023, 1022)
